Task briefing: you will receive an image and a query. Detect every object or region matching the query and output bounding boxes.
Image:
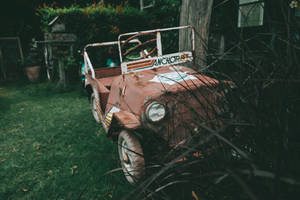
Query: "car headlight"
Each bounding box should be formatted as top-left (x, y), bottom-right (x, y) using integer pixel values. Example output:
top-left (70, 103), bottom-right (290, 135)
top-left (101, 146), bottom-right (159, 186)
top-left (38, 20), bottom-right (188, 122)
top-left (146, 102), bottom-right (166, 123)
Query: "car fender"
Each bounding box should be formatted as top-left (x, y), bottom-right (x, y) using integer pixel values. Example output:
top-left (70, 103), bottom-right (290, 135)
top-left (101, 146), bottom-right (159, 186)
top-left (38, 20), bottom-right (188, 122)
top-left (112, 110), bottom-right (141, 130)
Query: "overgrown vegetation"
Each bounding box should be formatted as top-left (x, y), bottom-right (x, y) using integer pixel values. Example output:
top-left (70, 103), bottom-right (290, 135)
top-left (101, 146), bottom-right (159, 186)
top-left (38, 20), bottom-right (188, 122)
top-left (38, 5), bottom-right (148, 44)
top-left (112, 1), bottom-right (300, 200)
top-left (37, 0), bottom-right (180, 48)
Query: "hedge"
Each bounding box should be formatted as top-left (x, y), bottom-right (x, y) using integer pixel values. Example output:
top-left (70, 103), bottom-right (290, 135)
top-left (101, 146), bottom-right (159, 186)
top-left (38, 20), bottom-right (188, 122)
top-left (38, 5), bottom-right (150, 47)
top-left (37, 0), bottom-right (181, 49)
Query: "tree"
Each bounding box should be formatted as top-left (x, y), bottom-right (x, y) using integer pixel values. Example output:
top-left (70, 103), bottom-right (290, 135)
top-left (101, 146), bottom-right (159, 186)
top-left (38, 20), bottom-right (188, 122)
top-left (179, 0), bottom-right (213, 71)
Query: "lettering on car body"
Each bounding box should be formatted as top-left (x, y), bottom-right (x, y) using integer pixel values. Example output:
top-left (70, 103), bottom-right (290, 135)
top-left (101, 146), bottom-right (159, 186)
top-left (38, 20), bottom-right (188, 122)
top-left (153, 53), bottom-right (192, 67)
top-left (122, 52), bottom-right (193, 74)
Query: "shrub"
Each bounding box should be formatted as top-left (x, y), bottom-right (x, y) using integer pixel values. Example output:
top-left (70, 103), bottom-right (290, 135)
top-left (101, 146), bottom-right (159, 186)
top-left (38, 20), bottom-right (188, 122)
top-left (38, 5), bottom-right (150, 49)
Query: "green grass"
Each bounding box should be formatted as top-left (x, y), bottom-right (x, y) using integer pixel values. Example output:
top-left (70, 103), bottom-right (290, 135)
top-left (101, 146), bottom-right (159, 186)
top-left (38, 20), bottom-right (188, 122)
top-left (0, 81), bottom-right (132, 200)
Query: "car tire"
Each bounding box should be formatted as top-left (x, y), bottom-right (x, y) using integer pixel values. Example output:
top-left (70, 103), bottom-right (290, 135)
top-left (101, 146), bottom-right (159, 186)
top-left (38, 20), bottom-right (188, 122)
top-left (118, 130), bottom-right (145, 184)
top-left (90, 91), bottom-right (100, 123)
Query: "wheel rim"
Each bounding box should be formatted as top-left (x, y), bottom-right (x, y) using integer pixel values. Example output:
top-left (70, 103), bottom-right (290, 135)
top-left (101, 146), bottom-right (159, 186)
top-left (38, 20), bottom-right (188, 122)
top-left (121, 140), bottom-right (134, 174)
top-left (91, 94), bottom-right (100, 122)
top-left (118, 130), bottom-right (145, 184)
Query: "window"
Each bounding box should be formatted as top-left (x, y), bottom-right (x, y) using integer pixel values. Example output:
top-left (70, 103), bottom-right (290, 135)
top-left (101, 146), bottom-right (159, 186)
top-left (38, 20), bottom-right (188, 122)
top-left (238, 0), bottom-right (264, 28)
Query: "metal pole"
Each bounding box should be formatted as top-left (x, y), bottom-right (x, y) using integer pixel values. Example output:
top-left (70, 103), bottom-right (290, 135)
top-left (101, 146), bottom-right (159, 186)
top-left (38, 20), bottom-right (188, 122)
top-left (140, 0), bottom-right (144, 10)
top-left (156, 32), bottom-right (162, 56)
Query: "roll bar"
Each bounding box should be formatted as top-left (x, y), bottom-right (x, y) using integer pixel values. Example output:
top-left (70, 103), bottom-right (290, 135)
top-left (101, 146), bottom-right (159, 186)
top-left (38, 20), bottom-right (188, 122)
top-left (83, 39), bottom-right (141, 79)
top-left (118, 25), bottom-right (195, 63)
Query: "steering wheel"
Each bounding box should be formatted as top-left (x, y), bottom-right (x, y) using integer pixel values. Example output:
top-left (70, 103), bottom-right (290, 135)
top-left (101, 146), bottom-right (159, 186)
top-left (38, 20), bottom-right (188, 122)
top-left (121, 32), bottom-right (157, 59)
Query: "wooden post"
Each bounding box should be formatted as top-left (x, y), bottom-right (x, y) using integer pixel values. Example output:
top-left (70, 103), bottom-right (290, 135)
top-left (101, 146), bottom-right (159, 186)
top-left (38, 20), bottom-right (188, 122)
top-left (179, 0), bottom-right (213, 71)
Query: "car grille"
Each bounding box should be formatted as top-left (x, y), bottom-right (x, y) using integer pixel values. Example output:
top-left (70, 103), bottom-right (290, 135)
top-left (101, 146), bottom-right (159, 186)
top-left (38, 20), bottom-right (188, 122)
top-left (153, 87), bottom-right (224, 146)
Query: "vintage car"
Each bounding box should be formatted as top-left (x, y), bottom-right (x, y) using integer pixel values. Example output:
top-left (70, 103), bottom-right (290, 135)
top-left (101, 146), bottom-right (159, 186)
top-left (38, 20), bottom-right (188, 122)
top-left (82, 26), bottom-right (229, 184)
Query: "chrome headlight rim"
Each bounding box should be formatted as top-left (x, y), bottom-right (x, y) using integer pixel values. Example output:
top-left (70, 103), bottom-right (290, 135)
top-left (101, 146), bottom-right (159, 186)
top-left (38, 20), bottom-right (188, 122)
top-left (145, 101), bottom-right (166, 123)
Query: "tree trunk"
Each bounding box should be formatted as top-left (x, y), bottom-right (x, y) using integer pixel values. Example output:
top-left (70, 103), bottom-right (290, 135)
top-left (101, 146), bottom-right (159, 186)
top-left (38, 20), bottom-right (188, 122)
top-left (179, 0), bottom-right (213, 71)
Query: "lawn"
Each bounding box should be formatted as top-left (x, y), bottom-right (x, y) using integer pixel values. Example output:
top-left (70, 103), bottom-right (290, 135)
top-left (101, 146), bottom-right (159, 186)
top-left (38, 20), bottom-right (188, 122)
top-left (0, 82), bottom-right (132, 200)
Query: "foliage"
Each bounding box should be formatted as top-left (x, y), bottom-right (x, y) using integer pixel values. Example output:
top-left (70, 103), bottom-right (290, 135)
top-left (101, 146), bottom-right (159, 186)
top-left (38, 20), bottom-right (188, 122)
top-left (37, 4), bottom-right (150, 83)
top-left (36, 0), bottom-right (137, 8)
top-left (149, 0), bottom-right (181, 27)
top-left (37, 0), bottom-right (181, 47)
top-left (37, 4), bottom-right (150, 48)
top-left (62, 56), bottom-right (76, 70)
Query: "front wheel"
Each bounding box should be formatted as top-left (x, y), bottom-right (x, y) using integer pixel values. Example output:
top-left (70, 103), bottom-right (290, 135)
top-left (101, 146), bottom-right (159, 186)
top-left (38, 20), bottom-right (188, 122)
top-left (118, 130), bottom-right (145, 184)
top-left (90, 92), bottom-right (100, 123)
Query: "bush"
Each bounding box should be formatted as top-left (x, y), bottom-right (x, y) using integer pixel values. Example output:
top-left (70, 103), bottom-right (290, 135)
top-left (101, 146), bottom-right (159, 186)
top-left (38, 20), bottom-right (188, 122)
top-left (38, 5), bottom-right (150, 48)
top-left (37, 0), bottom-right (182, 49)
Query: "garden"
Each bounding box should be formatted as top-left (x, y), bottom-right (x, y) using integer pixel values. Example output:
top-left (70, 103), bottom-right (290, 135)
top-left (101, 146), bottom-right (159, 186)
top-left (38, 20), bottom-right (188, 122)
top-left (0, 82), bottom-right (132, 199)
top-left (1, 0), bottom-right (300, 200)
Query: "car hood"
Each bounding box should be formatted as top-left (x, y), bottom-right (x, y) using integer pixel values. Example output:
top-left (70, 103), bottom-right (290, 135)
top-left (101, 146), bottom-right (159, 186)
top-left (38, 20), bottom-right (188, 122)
top-left (106, 65), bottom-right (221, 118)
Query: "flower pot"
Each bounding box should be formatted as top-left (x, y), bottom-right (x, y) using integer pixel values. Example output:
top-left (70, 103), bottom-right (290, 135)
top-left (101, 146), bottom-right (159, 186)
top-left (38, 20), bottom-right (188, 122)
top-left (25, 66), bottom-right (41, 82)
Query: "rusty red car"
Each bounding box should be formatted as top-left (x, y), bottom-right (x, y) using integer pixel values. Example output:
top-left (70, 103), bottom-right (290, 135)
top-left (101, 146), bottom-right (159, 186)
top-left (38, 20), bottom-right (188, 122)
top-left (82, 26), bottom-right (229, 184)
